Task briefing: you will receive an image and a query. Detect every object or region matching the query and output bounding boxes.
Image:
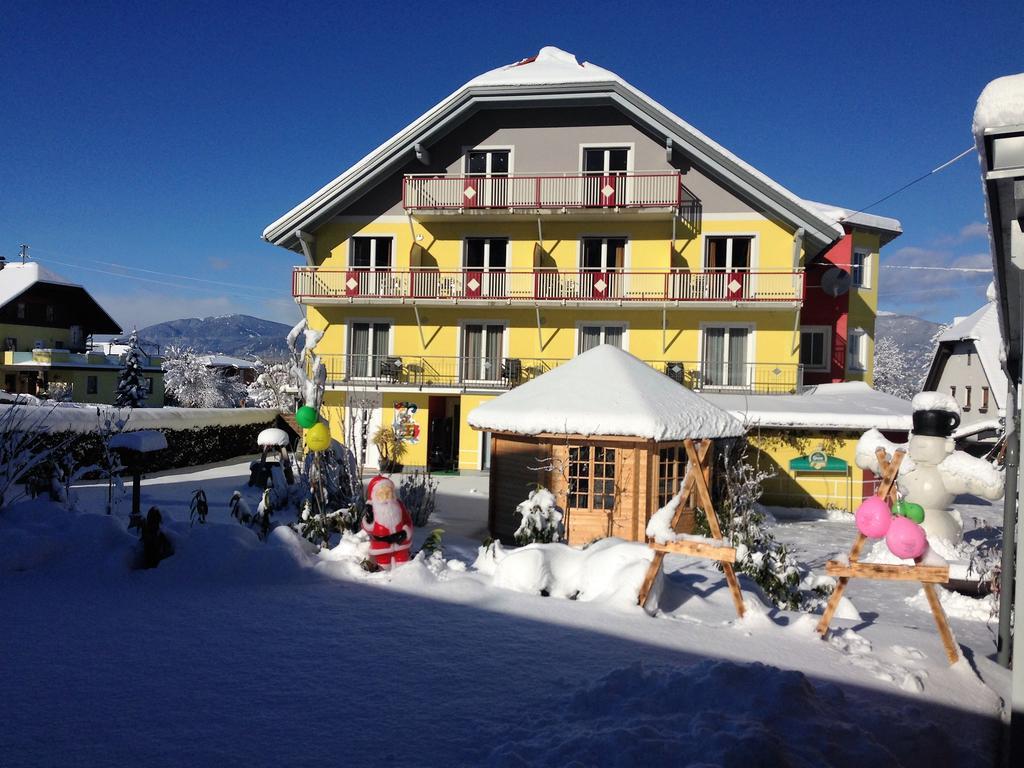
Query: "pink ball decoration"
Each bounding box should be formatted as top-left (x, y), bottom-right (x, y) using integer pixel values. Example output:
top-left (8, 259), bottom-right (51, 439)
top-left (886, 516), bottom-right (928, 560)
top-left (855, 496), bottom-right (893, 539)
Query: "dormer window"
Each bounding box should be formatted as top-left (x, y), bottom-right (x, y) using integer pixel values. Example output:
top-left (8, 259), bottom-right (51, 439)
top-left (46, 305), bottom-right (54, 323)
top-left (16, 303), bottom-right (25, 320)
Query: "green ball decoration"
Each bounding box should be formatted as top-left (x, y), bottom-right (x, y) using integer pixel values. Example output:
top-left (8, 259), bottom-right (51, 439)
top-left (901, 502), bottom-right (926, 525)
top-left (295, 406), bottom-right (318, 429)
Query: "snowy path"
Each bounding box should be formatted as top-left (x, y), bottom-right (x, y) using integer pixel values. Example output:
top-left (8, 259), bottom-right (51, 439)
top-left (0, 462), bottom-right (1008, 767)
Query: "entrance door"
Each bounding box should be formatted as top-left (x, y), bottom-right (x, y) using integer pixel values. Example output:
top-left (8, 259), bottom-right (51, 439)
top-left (427, 396), bottom-right (461, 471)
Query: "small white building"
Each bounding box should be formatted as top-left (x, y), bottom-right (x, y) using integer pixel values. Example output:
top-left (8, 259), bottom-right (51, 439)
top-left (924, 296), bottom-right (1005, 448)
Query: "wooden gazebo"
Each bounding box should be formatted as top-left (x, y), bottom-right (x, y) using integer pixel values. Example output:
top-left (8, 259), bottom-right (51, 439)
top-left (468, 345), bottom-right (745, 546)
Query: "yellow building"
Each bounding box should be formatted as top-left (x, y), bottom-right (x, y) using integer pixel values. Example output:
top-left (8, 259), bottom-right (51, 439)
top-left (0, 260), bottom-right (165, 405)
top-left (263, 47), bottom-right (901, 475)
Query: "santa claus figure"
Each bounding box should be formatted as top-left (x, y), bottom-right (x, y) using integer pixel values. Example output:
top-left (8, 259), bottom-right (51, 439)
top-left (362, 475), bottom-right (413, 568)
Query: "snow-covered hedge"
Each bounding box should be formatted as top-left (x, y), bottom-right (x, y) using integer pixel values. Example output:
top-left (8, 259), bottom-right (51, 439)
top-left (0, 404), bottom-right (278, 434)
top-left (10, 407), bottom-right (282, 486)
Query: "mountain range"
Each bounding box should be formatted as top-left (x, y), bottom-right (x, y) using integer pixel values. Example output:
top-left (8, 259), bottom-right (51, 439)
top-left (129, 315), bottom-right (293, 360)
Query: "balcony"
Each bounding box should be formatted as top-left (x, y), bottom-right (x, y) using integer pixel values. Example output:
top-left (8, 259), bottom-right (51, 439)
top-left (403, 172), bottom-right (687, 214)
top-left (319, 354), bottom-right (803, 395)
top-left (293, 268), bottom-right (804, 307)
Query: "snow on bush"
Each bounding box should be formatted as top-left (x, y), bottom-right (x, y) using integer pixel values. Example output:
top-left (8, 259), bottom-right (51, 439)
top-left (247, 360), bottom-right (294, 410)
top-left (513, 486), bottom-right (563, 544)
top-left (489, 537), bottom-right (657, 609)
top-left (872, 336), bottom-right (916, 400)
top-left (697, 440), bottom-right (829, 611)
top-left (115, 329), bottom-right (148, 408)
top-left (163, 346), bottom-right (247, 408)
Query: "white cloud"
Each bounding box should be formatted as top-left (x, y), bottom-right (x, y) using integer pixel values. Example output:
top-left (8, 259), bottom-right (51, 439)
top-left (958, 221), bottom-right (989, 240)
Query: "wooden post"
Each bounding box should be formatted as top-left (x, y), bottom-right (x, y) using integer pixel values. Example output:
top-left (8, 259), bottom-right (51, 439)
top-left (637, 438), bottom-right (744, 618)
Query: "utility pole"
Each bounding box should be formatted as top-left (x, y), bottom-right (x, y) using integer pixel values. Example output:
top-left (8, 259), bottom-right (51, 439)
top-left (19, 244), bottom-right (28, 263)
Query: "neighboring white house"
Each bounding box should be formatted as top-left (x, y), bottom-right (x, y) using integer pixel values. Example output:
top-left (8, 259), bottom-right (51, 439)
top-left (924, 295), bottom-right (1006, 448)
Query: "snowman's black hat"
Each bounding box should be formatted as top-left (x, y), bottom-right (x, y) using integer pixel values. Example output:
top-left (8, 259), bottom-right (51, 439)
top-left (912, 409), bottom-right (960, 437)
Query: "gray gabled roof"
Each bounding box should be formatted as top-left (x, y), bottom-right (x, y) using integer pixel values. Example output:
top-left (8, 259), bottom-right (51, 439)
top-left (263, 47), bottom-right (853, 253)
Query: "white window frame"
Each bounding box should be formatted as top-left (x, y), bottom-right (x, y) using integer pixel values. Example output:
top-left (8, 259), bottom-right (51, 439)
top-left (697, 322), bottom-right (756, 389)
top-left (700, 233), bottom-right (760, 272)
top-left (461, 146), bottom-right (514, 208)
top-left (462, 237), bottom-right (509, 272)
top-left (847, 328), bottom-right (868, 372)
top-left (799, 325), bottom-right (832, 372)
top-left (346, 318), bottom-right (395, 380)
top-left (578, 142), bottom-right (636, 174)
top-left (347, 235), bottom-right (396, 271)
top-left (575, 321), bottom-right (629, 355)
top-left (577, 235), bottom-right (632, 271)
top-left (851, 249), bottom-right (871, 289)
top-left (461, 145), bottom-right (515, 176)
top-left (456, 319), bottom-right (509, 383)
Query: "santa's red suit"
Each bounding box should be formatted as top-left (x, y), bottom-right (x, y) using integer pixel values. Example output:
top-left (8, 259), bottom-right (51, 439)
top-left (362, 475), bottom-right (413, 568)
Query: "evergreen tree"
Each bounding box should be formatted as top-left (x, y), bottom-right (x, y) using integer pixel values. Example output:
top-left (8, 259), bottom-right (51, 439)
top-left (115, 330), bottom-right (148, 408)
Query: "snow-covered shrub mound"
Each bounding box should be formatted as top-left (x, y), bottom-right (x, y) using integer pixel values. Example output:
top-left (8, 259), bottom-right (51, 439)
top-left (906, 587), bottom-right (997, 622)
top-left (485, 660), bottom-right (985, 767)
top-left (0, 501), bottom-right (137, 575)
top-left (489, 538), bottom-right (656, 609)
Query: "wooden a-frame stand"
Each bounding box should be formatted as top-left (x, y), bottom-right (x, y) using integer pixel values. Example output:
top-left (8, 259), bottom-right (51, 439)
top-left (637, 438), bottom-right (745, 618)
top-left (816, 448), bottom-right (959, 664)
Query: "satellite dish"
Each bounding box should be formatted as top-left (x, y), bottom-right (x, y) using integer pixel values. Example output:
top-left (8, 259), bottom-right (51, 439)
top-left (821, 267), bottom-right (852, 297)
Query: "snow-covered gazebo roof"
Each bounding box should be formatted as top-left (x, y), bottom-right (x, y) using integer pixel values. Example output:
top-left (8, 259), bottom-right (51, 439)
top-left (467, 345), bottom-right (745, 441)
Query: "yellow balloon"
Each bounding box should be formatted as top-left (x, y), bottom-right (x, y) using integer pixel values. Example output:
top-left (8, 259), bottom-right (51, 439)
top-left (305, 422), bottom-right (331, 452)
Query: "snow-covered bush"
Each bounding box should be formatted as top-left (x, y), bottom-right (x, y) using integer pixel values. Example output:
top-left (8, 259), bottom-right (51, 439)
top-left (696, 440), bottom-right (828, 611)
top-left (44, 381), bottom-right (73, 403)
top-left (115, 330), bottom-right (148, 408)
top-left (872, 336), bottom-right (915, 401)
top-left (514, 486), bottom-right (564, 545)
top-left (162, 346), bottom-right (246, 408)
top-left (247, 360), bottom-right (293, 410)
top-left (398, 470), bottom-right (438, 527)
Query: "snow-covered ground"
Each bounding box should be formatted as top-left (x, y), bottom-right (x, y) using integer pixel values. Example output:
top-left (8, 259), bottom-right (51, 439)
top-left (0, 461), bottom-right (1008, 767)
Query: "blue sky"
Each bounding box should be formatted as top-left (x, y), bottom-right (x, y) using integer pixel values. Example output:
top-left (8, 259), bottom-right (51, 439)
top-left (1, 1), bottom-right (1020, 329)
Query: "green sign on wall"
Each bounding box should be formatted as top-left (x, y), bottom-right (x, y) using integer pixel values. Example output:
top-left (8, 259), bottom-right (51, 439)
top-left (789, 453), bottom-right (848, 473)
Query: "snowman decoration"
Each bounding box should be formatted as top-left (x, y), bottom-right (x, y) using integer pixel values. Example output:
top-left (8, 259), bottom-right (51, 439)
top-left (856, 392), bottom-right (1004, 548)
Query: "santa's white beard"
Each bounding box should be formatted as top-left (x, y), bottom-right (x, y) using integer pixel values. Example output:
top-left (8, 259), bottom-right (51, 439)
top-left (372, 498), bottom-right (403, 529)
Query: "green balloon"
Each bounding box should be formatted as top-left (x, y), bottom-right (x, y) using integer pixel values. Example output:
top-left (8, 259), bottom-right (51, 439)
top-left (901, 502), bottom-right (925, 524)
top-left (295, 406), bottom-right (318, 429)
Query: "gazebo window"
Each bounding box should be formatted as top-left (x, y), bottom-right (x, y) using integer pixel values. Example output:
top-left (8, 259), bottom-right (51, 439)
top-left (568, 445), bottom-right (616, 511)
top-left (657, 445), bottom-right (688, 507)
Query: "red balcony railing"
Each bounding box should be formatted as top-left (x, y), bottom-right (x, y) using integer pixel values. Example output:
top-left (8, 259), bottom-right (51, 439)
top-left (315, 354), bottom-right (803, 395)
top-left (403, 172), bottom-right (684, 211)
top-left (292, 268), bottom-right (804, 304)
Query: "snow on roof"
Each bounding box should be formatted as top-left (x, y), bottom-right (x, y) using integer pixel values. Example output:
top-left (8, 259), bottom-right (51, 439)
top-left (802, 200), bottom-right (903, 242)
top-left (465, 46), bottom-right (621, 87)
top-left (199, 354), bottom-right (257, 369)
top-left (0, 261), bottom-right (80, 308)
top-left (263, 46), bottom-right (855, 249)
top-left (467, 345), bottom-right (744, 441)
top-left (936, 300), bottom-right (1007, 410)
top-left (974, 72), bottom-right (1024, 135)
top-left (702, 381), bottom-right (913, 432)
